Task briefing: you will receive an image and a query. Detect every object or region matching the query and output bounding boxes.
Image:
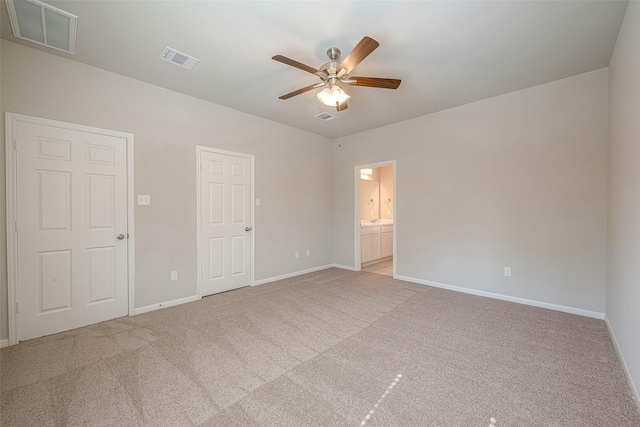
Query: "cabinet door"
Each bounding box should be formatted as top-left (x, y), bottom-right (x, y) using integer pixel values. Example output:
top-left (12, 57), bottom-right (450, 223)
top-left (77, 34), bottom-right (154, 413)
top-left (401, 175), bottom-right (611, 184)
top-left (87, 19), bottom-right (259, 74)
top-left (362, 235), bottom-right (373, 263)
top-left (371, 234), bottom-right (381, 261)
top-left (381, 231), bottom-right (393, 258)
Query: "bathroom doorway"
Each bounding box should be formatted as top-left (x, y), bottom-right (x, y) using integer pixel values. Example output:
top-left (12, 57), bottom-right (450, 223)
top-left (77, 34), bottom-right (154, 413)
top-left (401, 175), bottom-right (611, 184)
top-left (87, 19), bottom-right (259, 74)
top-left (355, 161), bottom-right (396, 277)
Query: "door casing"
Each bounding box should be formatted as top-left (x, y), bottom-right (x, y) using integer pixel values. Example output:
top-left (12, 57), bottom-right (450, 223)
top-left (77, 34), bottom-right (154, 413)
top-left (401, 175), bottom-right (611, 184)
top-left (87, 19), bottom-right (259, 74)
top-left (196, 145), bottom-right (255, 297)
top-left (5, 113), bottom-right (135, 346)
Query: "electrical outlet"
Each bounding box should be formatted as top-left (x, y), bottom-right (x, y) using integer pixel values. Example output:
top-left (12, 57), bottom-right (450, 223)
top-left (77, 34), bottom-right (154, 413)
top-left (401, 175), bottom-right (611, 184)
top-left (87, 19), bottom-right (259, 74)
top-left (138, 195), bottom-right (150, 205)
top-left (295, 251), bottom-right (300, 259)
top-left (387, 210), bottom-right (391, 215)
top-left (504, 267), bottom-right (512, 277)
top-left (306, 249), bottom-right (310, 257)
top-left (171, 270), bottom-right (178, 281)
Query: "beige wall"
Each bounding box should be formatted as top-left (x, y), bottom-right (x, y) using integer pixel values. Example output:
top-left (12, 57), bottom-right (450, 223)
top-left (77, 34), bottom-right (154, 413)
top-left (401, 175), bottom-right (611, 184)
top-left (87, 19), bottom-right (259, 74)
top-left (0, 40), bottom-right (334, 340)
top-left (333, 69), bottom-right (609, 314)
top-left (379, 165), bottom-right (394, 220)
top-left (359, 180), bottom-right (379, 221)
top-left (607, 0), bottom-right (640, 401)
top-left (0, 39), bottom-right (5, 340)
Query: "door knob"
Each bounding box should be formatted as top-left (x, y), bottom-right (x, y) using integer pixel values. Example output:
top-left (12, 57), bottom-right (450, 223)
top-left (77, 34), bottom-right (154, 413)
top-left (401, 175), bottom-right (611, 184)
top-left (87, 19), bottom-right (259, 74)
top-left (245, 227), bottom-right (252, 232)
top-left (117, 234), bottom-right (125, 240)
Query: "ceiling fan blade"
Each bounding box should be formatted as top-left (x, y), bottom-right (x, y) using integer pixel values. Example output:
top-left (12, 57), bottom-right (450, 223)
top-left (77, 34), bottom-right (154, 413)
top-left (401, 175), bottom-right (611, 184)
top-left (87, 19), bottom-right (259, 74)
top-left (337, 36), bottom-right (379, 73)
top-left (272, 55), bottom-right (319, 74)
top-left (346, 77), bottom-right (401, 89)
top-left (278, 84), bottom-right (318, 100)
top-left (336, 101), bottom-right (348, 111)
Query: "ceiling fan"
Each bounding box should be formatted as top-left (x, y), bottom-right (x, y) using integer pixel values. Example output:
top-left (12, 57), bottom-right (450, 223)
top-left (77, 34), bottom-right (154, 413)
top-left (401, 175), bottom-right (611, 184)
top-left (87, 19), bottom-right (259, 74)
top-left (273, 36), bottom-right (401, 111)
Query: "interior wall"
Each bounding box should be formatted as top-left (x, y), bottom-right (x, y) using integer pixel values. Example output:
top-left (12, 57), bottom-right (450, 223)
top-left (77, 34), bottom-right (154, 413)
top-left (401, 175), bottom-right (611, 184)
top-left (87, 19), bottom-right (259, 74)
top-left (379, 165), bottom-right (394, 220)
top-left (333, 68), bottom-right (609, 314)
top-left (0, 40), bottom-right (334, 340)
top-left (606, 0), bottom-right (640, 401)
top-left (359, 180), bottom-right (380, 221)
top-left (0, 39), bottom-right (5, 341)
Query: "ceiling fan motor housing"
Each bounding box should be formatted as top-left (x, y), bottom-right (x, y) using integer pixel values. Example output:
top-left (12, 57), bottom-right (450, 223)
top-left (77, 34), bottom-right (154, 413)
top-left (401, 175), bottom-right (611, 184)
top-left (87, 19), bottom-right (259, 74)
top-left (320, 47), bottom-right (342, 75)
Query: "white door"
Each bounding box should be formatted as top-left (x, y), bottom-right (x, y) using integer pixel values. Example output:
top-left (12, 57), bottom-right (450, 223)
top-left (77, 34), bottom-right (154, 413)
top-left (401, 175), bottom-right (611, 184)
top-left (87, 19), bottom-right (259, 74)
top-left (199, 150), bottom-right (252, 296)
top-left (16, 121), bottom-right (128, 341)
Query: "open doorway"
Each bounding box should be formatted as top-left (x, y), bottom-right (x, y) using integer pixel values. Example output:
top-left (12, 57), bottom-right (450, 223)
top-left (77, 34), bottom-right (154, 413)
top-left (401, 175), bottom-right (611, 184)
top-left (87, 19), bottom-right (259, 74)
top-left (355, 161), bottom-right (396, 277)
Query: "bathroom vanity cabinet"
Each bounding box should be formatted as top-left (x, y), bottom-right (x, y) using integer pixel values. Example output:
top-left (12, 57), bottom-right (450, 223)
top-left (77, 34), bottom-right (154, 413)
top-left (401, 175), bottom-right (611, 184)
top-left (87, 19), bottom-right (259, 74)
top-left (361, 224), bottom-right (393, 264)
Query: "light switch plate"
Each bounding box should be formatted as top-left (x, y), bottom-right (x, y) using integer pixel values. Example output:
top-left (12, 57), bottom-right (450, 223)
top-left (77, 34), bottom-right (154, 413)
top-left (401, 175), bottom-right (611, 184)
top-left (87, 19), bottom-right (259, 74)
top-left (171, 271), bottom-right (177, 281)
top-left (504, 267), bottom-right (512, 277)
top-left (138, 195), bottom-right (150, 205)
top-left (256, 198), bottom-right (261, 206)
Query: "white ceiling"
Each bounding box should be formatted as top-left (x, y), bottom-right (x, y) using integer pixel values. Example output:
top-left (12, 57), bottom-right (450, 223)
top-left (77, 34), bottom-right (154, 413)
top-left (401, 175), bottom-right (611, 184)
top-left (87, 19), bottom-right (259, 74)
top-left (1, 1), bottom-right (628, 138)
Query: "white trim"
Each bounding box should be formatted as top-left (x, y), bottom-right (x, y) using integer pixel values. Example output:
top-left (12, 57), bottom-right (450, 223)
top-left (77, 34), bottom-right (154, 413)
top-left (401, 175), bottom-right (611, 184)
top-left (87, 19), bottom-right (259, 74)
top-left (196, 146), bottom-right (255, 298)
top-left (604, 316), bottom-right (640, 410)
top-left (394, 274), bottom-right (605, 319)
top-left (354, 161), bottom-right (397, 273)
top-left (332, 263), bottom-right (358, 271)
top-left (253, 264), bottom-right (333, 286)
top-left (126, 126), bottom-right (136, 316)
top-left (6, 114), bottom-right (19, 346)
top-left (0, 339), bottom-right (9, 349)
top-left (133, 295), bottom-right (200, 316)
top-left (5, 113), bottom-right (135, 346)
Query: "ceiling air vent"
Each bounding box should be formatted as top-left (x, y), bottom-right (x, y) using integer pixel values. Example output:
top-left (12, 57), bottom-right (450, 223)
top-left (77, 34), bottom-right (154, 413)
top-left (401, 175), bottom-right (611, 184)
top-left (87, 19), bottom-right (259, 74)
top-left (6, 0), bottom-right (78, 54)
top-left (315, 112), bottom-right (336, 121)
top-left (160, 47), bottom-right (200, 70)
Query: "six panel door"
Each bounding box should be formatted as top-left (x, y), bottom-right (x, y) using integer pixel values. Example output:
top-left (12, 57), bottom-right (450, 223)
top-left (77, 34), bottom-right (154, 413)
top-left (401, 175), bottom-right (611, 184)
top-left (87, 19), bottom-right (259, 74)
top-left (16, 121), bottom-right (128, 341)
top-left (200, 151), bottom-right (252, 296)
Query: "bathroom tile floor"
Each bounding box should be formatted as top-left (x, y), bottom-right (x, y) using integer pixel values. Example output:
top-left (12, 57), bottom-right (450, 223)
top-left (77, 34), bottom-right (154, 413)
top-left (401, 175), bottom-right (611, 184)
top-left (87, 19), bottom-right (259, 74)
top-left (361, 258), bottom-right (393, 276)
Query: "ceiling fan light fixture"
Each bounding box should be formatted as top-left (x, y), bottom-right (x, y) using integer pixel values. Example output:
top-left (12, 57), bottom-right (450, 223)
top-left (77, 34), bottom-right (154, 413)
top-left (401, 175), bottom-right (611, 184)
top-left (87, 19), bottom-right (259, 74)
top-left (317, 85), bottom-right (350, 107)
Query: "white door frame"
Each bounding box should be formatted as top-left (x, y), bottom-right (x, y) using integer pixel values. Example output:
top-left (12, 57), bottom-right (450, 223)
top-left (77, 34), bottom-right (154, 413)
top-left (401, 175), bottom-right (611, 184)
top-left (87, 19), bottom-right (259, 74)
top-left (196, 146), bottom-right (255, 297)
top-left (5, 113), bottom-right (136, 346)
top-left (354, 160), bottom-right (397, 276)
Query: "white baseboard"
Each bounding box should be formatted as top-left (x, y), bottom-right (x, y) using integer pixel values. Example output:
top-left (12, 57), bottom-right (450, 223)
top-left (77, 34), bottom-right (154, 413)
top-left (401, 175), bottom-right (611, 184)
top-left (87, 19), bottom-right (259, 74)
top-left (0, 339), bottom-right (8, 348)
top-left (332, 263), bottom-right (358, 271)
top-left (604, 316), bottom-right (640, 411)
top-left (394, 274), bottom-right (605, 319)
top-left (133, 294), bottom-right (200, 315)
top-left (253, 264), bottom-right (334, 286)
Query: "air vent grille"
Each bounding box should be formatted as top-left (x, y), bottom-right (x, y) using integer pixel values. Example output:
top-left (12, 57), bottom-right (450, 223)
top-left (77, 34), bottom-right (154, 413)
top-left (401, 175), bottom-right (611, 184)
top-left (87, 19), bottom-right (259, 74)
top-left (160, 47), bottom-right (200, 70)
top-left (315, 112), bottom-right (337, 121)
top-left (6, 0), bottom-right (78, 54)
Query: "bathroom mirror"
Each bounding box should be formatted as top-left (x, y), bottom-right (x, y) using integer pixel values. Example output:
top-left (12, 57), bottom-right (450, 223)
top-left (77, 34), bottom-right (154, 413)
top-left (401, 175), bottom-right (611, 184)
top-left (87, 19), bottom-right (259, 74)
top-left (360, 179), bottom-right (380, 221)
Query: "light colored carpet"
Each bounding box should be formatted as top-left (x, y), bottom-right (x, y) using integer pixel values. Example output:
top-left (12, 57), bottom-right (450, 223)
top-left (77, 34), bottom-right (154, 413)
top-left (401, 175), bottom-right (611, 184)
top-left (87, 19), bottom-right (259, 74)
top-left (1, 268), bottom-right (639, 426)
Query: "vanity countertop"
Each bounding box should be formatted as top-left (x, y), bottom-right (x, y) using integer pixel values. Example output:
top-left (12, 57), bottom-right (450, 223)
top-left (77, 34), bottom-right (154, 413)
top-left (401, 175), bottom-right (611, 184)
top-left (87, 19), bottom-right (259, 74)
top-left (361, 220), bottom-right (393, 227)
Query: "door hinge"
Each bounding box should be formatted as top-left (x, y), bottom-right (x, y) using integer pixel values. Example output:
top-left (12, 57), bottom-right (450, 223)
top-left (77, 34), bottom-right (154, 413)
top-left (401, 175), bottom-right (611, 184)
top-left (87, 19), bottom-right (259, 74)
top-left (15, 302), bottom-right (19, 313)
top-left (14, 139), bottom-right (17, 151)
top-left (200, 162), bottom-right (202, 172)
top-left (14, 221), bottom-right (18, 232)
